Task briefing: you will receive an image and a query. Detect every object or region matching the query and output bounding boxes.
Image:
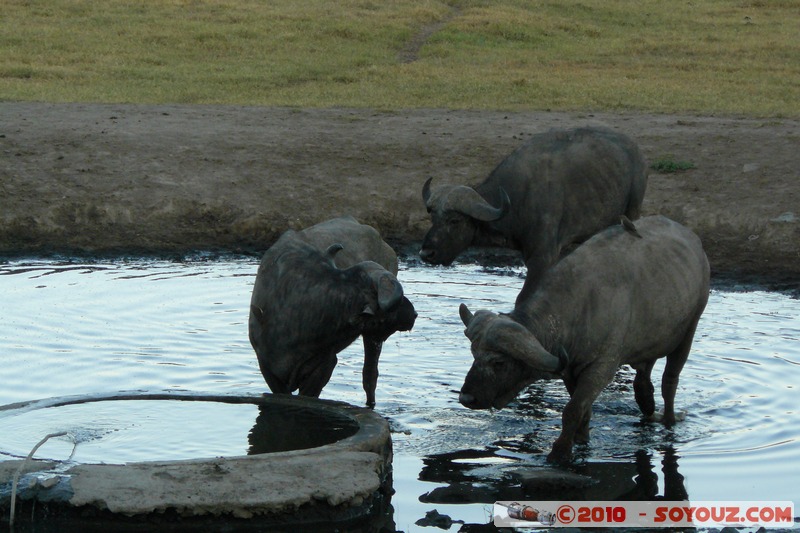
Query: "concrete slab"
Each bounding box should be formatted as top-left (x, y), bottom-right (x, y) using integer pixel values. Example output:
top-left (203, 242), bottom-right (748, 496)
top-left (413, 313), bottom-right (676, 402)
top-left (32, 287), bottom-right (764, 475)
top-left (0, 392), bottom-right (392, 530)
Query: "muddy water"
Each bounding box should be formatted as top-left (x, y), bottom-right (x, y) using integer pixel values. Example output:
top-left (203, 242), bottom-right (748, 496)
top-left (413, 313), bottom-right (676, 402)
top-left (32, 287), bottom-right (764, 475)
top-left (0, 256), bottom-right (798, 530)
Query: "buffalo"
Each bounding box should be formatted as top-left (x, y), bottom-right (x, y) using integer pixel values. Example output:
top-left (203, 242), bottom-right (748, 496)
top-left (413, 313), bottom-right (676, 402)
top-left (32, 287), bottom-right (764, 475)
top-left (421, 126), bottom-right (648, 296)
top-left (249, 216), bottom-right (417, 407)
top-left (457, 215), bottom-right (709, 463)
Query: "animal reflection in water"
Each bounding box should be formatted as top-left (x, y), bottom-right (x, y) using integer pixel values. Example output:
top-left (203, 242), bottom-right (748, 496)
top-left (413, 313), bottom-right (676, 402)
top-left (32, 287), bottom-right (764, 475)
top-left (419, 446), bottom-right (688, 505)
top-left (246, 403), bottom-right (358, 455)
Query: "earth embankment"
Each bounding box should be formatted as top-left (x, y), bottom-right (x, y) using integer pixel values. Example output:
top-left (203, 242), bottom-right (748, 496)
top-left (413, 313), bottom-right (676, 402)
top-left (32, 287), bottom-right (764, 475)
top-left (1, 103), bottom-right (797, 292)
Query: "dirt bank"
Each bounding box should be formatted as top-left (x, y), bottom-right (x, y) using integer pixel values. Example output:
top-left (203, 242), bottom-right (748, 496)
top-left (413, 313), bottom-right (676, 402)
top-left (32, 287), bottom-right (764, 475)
top-left (1, 103), bottom-right (798, 292)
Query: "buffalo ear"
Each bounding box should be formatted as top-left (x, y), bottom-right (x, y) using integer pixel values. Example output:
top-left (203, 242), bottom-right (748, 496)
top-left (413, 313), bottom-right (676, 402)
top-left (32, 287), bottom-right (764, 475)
top-left (350, 303), bottom-right (376, 327)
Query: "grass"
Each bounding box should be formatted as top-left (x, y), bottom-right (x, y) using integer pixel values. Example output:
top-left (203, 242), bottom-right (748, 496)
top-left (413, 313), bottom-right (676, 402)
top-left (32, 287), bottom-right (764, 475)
top-left (1, 0), bottom-right (798, 115)
top-left (650, 158), bottom-right (697, 173)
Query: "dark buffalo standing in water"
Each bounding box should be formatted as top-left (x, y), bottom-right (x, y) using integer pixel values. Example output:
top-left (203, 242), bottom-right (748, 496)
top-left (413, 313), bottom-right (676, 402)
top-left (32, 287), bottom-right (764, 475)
top-left (249, 216), bottom-right (416, 407)
top-left (421, 126), bottom-right (648, 297)
top-left (457, 216), bottom-right (710, 463)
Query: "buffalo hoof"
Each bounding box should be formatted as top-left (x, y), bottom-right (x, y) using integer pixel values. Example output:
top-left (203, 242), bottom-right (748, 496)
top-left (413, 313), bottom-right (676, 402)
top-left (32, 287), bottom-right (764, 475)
top-left (634, 383), bottom-right (656, 417)
top-left (546, 442), bottom-right (573, 464)
top-left (646, 410), bottom-right (686, 424)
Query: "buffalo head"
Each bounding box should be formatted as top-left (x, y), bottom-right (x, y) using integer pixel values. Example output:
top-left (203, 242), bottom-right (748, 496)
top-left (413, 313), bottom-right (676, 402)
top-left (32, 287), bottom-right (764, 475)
top-left (420, 178), bottom-right (511, 265)
top-left (457, 304), bottom-right (567, 410)
top-left (354, 260), bottom-right (417, 338)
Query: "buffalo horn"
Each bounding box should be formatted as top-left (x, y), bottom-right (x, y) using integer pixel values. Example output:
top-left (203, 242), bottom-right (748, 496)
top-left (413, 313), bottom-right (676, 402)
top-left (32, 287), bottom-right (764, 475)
top-left (487, 320), bottom-right (563, 373)
top-left (357, 261), bottom-right (404, 311)
top-left (376, 273), bottom-right (403, 311)
top-left (447, 186), bottom-right (510, 222)
top-left (459, 303), bottom-right (474, 326)
top-left (422, 177), bottom-right (433, 206)
top-left (325, 243), bottom-right (344, 258)
top-left (459, 303), bottom-right (491, 341)
top-left (459, 305), bottom-right (565, 372)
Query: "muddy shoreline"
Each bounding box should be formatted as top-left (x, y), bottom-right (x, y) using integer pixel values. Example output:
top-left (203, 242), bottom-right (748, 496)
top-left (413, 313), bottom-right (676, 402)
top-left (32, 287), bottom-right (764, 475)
top-left (1, 103), bottom-right (798, 293)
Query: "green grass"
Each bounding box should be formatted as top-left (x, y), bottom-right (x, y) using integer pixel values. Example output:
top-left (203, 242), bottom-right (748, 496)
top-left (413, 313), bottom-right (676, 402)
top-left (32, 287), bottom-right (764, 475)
top-left (1, 0), bottom-right (798, 115)
top-left (650, 157), bottom-right (697, 173)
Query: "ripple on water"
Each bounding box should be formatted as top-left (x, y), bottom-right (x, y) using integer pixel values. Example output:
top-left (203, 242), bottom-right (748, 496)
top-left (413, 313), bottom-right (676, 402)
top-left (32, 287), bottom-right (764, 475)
top-left (1, 258), bottom-right (798, 522)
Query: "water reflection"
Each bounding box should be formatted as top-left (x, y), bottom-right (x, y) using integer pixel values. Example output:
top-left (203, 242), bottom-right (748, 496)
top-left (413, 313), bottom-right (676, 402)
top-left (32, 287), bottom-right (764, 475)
top-left (247, 401), bottom-right (359, 455)
top-left (419, 447), bottom-right (688, 503)
top-left (1, 258), bottom-right (798, 529)
top-left (0, 395), bottom-right (361, 464)
top-left (417, 446), bottom-right (689, 529)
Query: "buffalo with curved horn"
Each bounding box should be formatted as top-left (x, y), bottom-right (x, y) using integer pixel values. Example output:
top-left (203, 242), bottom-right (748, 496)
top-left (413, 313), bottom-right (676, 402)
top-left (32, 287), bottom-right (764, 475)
top-left (421, 126), bottom-right (648, 297)
top-left (457, 216), bottom-right (709, 463)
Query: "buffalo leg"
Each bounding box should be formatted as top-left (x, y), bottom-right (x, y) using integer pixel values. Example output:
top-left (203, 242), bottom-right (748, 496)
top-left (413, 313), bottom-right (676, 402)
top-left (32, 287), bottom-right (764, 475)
top-left (362, 336), bottom-right (383, 408)
top-left (549, 363), bottom-right (617, 463)
top-left (574, 409), bottom-right (591, 445)
top-left (298, 355), bottom-right (338, 398)
top-left (661, 315), bottom-right (702, 426)
top-left (563, 375), bottom-right (590, 444)
top-left (632, 360), bottom-right (656, 417)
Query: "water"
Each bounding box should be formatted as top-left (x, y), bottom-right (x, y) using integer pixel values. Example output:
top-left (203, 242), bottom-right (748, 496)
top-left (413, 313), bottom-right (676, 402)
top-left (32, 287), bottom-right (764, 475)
top-left (0, 398), bottom-right (359, 463)
top-left (1, 256), bottom-right (798, 530)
